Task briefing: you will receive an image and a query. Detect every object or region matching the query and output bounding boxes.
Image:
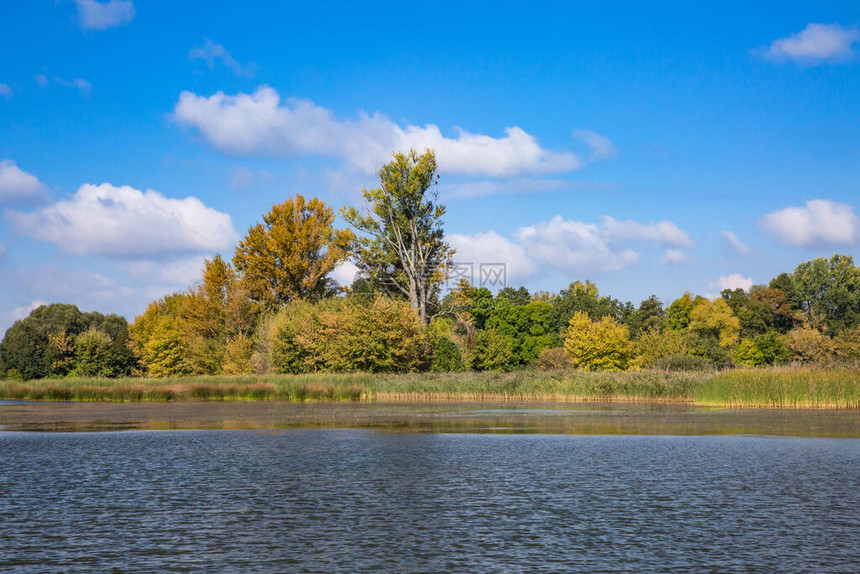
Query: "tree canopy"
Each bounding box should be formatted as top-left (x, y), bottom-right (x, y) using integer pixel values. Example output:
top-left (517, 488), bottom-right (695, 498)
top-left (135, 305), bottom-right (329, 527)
top-left (234, 195), bottom-right (354, 308)
top-left (342, 149), bottom-right (454, 323)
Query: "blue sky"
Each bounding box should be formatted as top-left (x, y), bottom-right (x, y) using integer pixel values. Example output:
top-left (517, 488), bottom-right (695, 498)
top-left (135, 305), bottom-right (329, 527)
top-left (1, 0), bottom-right (859, 332)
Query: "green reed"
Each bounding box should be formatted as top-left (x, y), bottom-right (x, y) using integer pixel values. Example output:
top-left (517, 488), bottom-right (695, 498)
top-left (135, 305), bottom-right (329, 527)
top-left (695, 368), bottom-right (860, 408)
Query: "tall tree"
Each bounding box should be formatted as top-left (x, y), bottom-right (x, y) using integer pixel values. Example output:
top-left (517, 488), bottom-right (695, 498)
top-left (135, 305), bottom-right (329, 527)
top-left (342, 149), bottom-right (454, 324)
top-left (234, 195), bottom-right (354, 307)
top-left (790, 254), bottom-right (860, 333)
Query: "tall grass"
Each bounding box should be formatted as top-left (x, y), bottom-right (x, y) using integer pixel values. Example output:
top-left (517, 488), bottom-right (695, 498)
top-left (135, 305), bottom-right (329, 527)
top-left (2, 368), bottom-right (858, 408)
top-left (0, 370), bottom-right (703, 403)
top-left (695, 368), bottom-right (860, 409)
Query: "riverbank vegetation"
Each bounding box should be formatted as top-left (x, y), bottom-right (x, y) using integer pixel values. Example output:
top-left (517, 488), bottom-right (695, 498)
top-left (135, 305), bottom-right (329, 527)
top-left (2, 149), bottom-right (860, 410)
top-left (1, 368), bottom-right (858, 408)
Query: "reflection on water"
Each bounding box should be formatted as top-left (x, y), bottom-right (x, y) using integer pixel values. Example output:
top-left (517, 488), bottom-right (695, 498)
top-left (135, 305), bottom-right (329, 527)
top-left (1, 400), bottom-right (859, 437)
top-left (1, 430), bottom-right (858, 572)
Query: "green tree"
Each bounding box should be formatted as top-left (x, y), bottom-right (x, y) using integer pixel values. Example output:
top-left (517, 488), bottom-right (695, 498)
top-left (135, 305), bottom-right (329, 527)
top-left (563, 311), bottom-right (636, 371)
top-left (0, 303), bottom-right (134, 379)
top-left (790, 254), bottom-right (860, 333)
top-left (471, 327), bottom-right (517, 372)
top-left (129, 294), bottom-right (193, 377)
top-left (667, 292), bottom-right (702, 331)
top-left (549, 280), bottom-right (633, 332)
top-left (234, 195), bottom-right (354, 307)
top-left (627, 295), bottom-right (666, 338)
top-left (430, 336), bottom-right (466, 372)
top-left (342, 149), bottom-right (454, 324)
top-left (73, 328), bottom-right (115, 377)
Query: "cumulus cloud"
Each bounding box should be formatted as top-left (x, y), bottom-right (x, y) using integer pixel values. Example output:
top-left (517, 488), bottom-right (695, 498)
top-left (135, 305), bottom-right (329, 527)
top-left (761, 199), bottom-right (858, 248)
top-left (0, 160), bottom-right (49, 205)
top-left (75, 0), bottom-right (135, 30)
top-left (190, 39), bottom-right (255, 77)
top-left (448, 215), bottom-right (693, 282)
top-left (173, 86), bottom-right (604, 177)
top-left (710, 273), bottom-right (754, 295)
top-left (764, 23), bottom-right (859, 63)
top-left (10, 183), bottom-right (238, 257)
top-left (0, 84), bottom-right (11, 99)
top-left (719, 230), bottom-right (750, 255)
top-left (448, 231), bottom-right (538, 284)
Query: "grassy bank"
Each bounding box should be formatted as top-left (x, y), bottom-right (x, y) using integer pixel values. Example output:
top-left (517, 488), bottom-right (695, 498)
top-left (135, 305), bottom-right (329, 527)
top-left (1, 368), bottom-right (858, 408)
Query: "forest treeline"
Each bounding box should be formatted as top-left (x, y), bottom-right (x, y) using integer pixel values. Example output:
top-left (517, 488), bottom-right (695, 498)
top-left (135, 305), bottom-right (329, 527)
top-left (2, 150), bottom-right (860, 380)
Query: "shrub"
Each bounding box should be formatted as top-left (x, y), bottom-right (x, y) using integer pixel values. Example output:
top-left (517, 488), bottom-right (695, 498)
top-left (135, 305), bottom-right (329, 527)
top-left (430, 336), bottom-right (466, 372)
top-left (733, 338), bottom-right (764, 367)
top-left (636, 327), bottom-right (686, 367)
top-left (784, 326), bottom-right (836, 364)
top-left (534, 347), bottom-right (572, 371)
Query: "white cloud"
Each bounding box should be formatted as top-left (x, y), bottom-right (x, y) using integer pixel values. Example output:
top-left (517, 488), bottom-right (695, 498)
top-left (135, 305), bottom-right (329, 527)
top-left (660, 249), bottom-right (690, 265)
top-left (0, 160), bottom-right (49, 205)
top-left (448, 215), bottom-right (693, 280)
top-left (173, 86), bottom-right (598, 177)
top-left (765, 23), bottom-right (860, 63)
top-left (0, 84), bottom-right (11, 99)
top-left (190, 39), bottom-right (254, 77)
top-left (448, 231), bottom-right (539, 284)
top-left (10, 183), bottom-right (238, 257)
top-left (75, 0), bottom-right (135, 30)
top-left (600, 216), bottom-right (694, 248)
top-left (710, 273), bottom-right (754, 294)
top-left (515, 216), bottom-right (639, 274)
top-left (121, 255), bottom-right (209, 285)
top-left (719, 230), bottom-right (750, 255)
top-left (761, 199), bottom-right (858, 247)
top-left (573, 129), bottom-right (617, 160)
top-left (35, 75), bottom-right (92, 94)
top-left (331, 261), bottom-right (360, 287)
top-left (55, 77), bottom-right (92, 95)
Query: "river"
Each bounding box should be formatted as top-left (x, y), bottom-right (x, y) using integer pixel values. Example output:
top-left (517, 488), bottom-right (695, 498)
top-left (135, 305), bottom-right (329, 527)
top-left (1, 402), bottom-right (858, 572)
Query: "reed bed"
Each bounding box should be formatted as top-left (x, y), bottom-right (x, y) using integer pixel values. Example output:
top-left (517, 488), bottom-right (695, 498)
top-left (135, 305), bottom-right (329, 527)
top-left (695, 368), bottom-right (860, 409)
top-left (3, 368), bottom-right (857, 408)
top-left (0, 370), bottom-right (705, 403)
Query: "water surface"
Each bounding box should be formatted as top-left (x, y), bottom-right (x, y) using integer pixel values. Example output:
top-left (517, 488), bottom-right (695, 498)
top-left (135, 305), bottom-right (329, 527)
top-left (1, 430), bottom-right (858, 572)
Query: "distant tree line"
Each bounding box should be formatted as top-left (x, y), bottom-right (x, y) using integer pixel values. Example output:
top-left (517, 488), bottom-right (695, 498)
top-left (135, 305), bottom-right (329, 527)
top-left (3, 150), bottom-right (860, 379)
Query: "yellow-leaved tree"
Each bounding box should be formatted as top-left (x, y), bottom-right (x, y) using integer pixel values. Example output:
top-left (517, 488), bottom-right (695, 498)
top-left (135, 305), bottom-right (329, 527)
top-left (563, 311), bottom-right (636, 371)
top-left (688, 298), bottom-right (740, 348)
top-left (233, 195), bottom-right (354, 308)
